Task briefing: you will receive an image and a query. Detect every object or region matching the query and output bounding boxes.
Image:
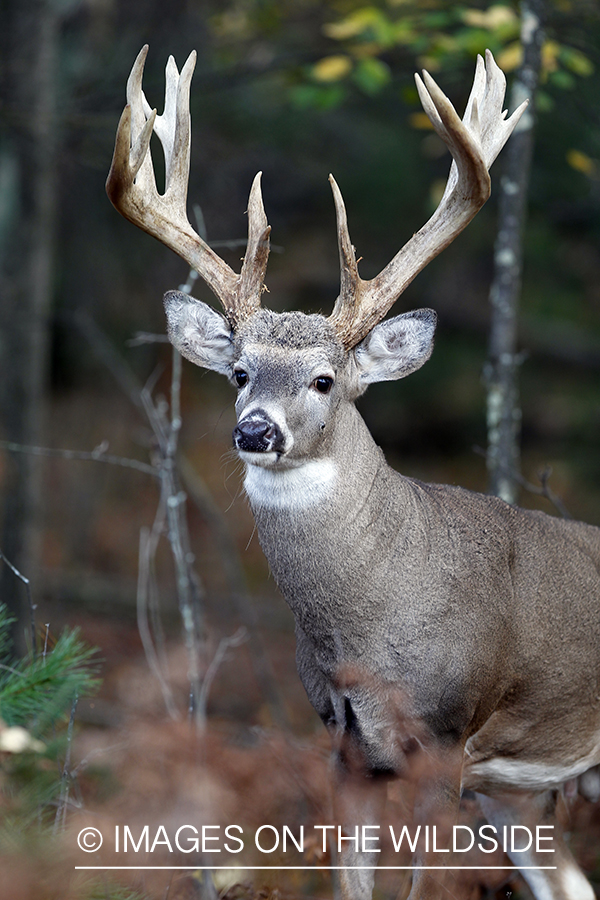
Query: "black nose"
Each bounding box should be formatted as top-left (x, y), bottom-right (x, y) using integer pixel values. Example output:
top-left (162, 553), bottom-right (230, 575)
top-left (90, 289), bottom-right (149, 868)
top-left (233, 416), bottom-right (285, 454)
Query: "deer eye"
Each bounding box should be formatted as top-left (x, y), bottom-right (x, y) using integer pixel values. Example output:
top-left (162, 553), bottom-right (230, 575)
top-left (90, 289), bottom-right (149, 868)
top-left (234, 370), bottom-right (248, 388)
top-left (313, 376), bottom-right (333, 394)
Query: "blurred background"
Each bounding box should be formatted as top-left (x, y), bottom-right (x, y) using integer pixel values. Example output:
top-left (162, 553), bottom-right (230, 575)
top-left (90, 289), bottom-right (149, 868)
top-left (1, 1), bottom-right (600, 898)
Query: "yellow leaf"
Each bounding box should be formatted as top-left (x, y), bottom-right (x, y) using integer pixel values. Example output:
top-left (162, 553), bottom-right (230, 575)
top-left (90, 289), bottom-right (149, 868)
top-left (323, 9), bottom-right (382, 41)
top-left (496, 42), bottom-right (522, 72)
top-left (311, 55), bottom-right (353, 82)
top-left (462, 5), bottom-right (517, 29)
top-left (323, 19), bottom-right (366, 40)
top-left (409, 112), bottom-right (434, 130)
top-left (352, 42), bottom-right (382, 59)
top-left (542, 40), bottom-right (560, 74)
top-left (566, 149), bottom-right (597, 177)
top-left (417, 55), bottom-right (442, 72)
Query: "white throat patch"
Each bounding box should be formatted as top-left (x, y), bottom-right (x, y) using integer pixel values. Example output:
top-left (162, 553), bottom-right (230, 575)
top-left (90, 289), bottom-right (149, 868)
top-left (244, 459), bottom-right (337, 511)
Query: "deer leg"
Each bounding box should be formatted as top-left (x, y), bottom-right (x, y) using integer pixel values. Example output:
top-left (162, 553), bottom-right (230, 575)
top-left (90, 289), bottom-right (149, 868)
top-left (477, 790), bottom-right (595, 900)
top-left (404, 745), bottom-right (466, 900)
top-left (332, 757), bottom-right (388, 900)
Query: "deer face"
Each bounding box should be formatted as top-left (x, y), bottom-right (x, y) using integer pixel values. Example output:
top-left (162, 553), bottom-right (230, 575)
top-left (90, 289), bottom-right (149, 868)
top-left (164, 290), bottom-right (437, 473)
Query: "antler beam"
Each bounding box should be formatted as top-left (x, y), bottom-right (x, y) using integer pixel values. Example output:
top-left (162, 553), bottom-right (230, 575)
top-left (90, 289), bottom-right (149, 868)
top-left (106, 45), bottom-right (270, 329)
top-left (328, 50), bottom-right (528, 350)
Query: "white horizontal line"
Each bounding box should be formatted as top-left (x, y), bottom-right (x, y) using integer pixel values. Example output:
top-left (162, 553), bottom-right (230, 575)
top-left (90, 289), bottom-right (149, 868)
top-left (74, 866), bottom-right (557, 871)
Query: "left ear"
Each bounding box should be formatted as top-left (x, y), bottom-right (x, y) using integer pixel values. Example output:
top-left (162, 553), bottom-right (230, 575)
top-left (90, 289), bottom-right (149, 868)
top-left (353, 309), bottom-right (437, 386)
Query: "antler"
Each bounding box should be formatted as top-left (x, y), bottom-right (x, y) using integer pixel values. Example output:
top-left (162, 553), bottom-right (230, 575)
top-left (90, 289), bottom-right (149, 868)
top-left (106, 45), bottom-right (271, 329)
top-left (328, 50), bottom-right (528, 350)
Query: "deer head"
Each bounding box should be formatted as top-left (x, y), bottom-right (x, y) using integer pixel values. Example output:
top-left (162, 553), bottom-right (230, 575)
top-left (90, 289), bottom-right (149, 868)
top-left (107, 49), bottom-right (526, 482)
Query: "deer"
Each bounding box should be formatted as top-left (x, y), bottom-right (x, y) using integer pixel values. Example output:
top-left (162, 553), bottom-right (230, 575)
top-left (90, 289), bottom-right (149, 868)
top-left (107, 45), bottom-right (600, 900)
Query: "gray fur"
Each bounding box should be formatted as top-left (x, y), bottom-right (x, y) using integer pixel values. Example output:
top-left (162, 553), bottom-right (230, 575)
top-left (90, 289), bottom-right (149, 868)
top-left (164, 290), bottom-right (234, 375)
top-left (354, 310), bottom-right (437, 386)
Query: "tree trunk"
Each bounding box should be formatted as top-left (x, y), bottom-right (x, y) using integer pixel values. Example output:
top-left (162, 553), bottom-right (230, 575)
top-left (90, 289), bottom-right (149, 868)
top-left (0, 0), bottom-right (59, 651)
top-left (485, 0), bottom-right (545, 503)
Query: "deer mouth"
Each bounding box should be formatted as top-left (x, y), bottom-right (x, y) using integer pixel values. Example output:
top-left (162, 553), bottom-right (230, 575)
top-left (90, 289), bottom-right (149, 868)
top-left (237, 449), bottom-right (282, 469)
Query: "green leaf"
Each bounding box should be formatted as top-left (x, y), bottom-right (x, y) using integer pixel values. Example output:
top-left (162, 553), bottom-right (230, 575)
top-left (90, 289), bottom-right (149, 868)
top-left (454, 26), bottom-right (501, 57)
top-left (0, 608), bottom-right (99, 736)
top-left (289, 83), bottom-right (346, 110)
top-left (323, 7), bottom-right (396, 48)
top-left (549, 69), bottom-right (576, 90)
top-left (353, 57), bottom-right (392, 95)
top-left (560, 46), bottom-right (594, 77)
top-left (536, 90), bottom-right (555, 113)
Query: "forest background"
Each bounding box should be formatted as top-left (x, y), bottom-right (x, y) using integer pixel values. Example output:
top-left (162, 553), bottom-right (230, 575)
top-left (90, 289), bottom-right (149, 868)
top-left (1, 1), bottom-right (600, 898)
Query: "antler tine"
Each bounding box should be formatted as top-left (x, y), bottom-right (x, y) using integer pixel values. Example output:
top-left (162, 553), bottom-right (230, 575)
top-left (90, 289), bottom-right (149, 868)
top-left (235, 172), bottom-right (271, 327)
top-left (328, 51), bottom-right (528, 350)
top-left (329, 174), bottom-right (362, 322)
top-left (107, 46), bottom-right (270, 328)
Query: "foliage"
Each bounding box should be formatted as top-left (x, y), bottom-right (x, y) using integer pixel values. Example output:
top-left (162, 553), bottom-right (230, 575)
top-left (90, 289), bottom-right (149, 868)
top-left (0, 605), bottom-right (99, 735)
top-left (207, 0), bottom-right (595, 112)
top-left (0, 602), bottom-right (100, 830)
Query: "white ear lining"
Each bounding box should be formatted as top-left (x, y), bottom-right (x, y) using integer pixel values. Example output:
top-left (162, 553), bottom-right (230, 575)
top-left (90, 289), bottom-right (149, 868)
top-left (163, 290), bottom-right (235, 376)
top-left (354, 311), bottom-right (436, 386)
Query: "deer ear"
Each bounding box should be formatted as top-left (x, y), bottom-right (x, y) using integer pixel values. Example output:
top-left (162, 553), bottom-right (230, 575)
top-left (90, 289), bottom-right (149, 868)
top-left (163, 290), bottom-right (235, 376)
top-left (353, 309), bottom-right (437, 385)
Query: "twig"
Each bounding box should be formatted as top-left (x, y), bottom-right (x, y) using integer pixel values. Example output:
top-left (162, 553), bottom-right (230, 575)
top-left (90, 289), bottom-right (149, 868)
top-left (0, 662), bottom-right (25, 677)
top-left (196, 628), bottom-right (248, 727)
top-left (161, 346), bottom-right (205, 727)
top-left (72, 310), bottom-right (145, 411)
top-left (137, 526), bottom-right (179, 719)
top-left (473, 447), bottom-right (571, 518)
top-left (536, 465), bottom-right (572, 520)
top-left (53, 694), bottom-right (78, 834)
top-left (0, 548), bottom-right (36, 657)
top-left (127, 332), bottom-right (170, 347)
top-left (0, 440), bottom-right (158, 478)
top-left (137, 528), bottom-right (179, 719)
top-left (43, 624), bottom-right (50, 660)
top-left (167, 345), bottom-right (182, 462)
top-left (75, 313), bottom-right (208, 725)
top-left (180, 456), bottom-right (289, 728)
top-left (73, 312), bottom-right (285, 730)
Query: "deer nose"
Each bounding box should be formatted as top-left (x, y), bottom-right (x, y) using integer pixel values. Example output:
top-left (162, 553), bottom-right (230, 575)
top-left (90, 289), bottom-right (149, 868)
top-left (233, 415), bottom-right (285, 454)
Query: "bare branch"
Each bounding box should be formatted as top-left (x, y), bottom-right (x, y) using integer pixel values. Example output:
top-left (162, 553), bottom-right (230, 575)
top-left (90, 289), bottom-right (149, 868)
top-left (0, 548), bottom-right (36, 657)
top-left (196, 628), bottom-right (248, 728)
top-left (137, 525), bottom-right (179, 719)
top-left (473, 446), bottom-right (570, 519)
top-left (0, 440), bottom-right (158, 478)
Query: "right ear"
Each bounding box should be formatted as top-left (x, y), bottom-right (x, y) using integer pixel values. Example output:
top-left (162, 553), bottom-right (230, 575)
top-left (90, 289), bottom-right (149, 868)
top-left (163, 290), bottom-right (235, 376)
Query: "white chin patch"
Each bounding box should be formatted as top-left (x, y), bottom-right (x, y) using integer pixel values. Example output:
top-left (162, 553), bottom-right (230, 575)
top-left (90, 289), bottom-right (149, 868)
top-left (243, 459), bottom-right (337, 510)
top-left (238, 450), bottom-right (279, 469)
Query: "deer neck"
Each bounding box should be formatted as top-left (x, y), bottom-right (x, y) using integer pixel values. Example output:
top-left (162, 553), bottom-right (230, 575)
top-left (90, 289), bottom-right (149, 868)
top-left (242, 401), bottom-right (416, 598)
top-left (241, 401), bottom-right (417, 647)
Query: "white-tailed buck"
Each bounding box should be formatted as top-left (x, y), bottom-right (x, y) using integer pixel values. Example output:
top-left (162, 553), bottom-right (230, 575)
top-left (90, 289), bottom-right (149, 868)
top-left (107, 46), bottom-right (600, 899)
